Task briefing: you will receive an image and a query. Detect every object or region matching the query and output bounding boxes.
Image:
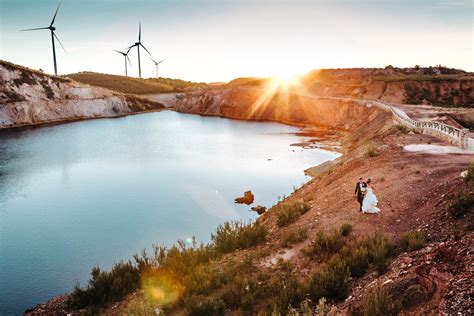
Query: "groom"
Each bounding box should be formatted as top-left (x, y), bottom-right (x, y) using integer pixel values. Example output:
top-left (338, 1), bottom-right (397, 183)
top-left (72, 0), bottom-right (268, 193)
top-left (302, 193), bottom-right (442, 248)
top-left (354, 177), bottom-right (367, 212)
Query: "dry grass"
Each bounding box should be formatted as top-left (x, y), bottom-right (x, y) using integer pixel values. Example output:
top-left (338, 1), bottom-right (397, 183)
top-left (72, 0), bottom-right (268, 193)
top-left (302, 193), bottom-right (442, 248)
top-left (66, 72), bottom-right (207, 95)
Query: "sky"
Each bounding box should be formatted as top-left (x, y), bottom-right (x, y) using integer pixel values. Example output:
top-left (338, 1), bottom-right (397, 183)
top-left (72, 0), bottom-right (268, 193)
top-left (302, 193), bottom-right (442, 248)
top-left (0, 0), bottom-right (472, 82)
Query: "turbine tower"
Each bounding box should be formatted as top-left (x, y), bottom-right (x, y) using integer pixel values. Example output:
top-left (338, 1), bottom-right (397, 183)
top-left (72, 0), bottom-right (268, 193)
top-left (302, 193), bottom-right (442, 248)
top-left (21, 3), bottom-right (66, 76)
top-left (150, 58), bottom-right (165, 78)
top-left (113, 47), bottom-right (132, 76)
top-left (126, 22), bottom-right (153, 78)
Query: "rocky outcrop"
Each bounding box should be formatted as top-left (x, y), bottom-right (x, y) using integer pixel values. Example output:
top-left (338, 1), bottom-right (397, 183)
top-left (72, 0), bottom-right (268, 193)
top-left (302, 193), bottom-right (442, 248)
top-left (235, 190), bottom-right (255, 205)
top-left (0, 61), bottom-right (164, 129)
top-left (175, 86), bottom-right (382, 129)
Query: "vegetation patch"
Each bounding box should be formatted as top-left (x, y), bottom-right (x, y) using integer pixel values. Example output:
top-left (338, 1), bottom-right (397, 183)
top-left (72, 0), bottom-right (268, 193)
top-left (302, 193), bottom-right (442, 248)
top-left (66, 71), bottom-right (208, 94)
top-left (281, 227), bottom-right (308, 247)
top-left (448, 192), bottom-right (474, 219)
top-left (69, 261), bottom-right (140, 309)
top-left (274, 199), bottom-right (310, 227)
top-left (400, 230), bottom-right (427, 252)
top-left (211, 220), bottom-right (267, 254)
top-left (68, 221), bottom-right (395, 314)
top-left (366, 144), bottom-right (379, 157)
top-left (361, 286), bottom-right (402, 316)
top-left (308, 255), bottom-right (351, 301)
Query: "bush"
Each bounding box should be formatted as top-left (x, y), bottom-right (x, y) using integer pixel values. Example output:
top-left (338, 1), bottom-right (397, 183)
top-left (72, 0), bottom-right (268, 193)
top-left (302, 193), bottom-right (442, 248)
top-left (448, 192), bottom-right (474, 219)
top-left (465, 162), bottom-right (474, 185)
top-left (308, 255), bottom-right (351, 301)
top-left (339, 223), bottom-right (352, 236)
top-left (400, 231), bottom-right (427, 252)
top-left (270, 269), bottom-right (303, 314)
top-left (345, 246), bottom-right (370, 278)
top-left (69, 261), bottom-right (140, 309)
top-left (362, 287), bottom-right (402, 316)
top-left (274, 199), bottom-right (310, 227)
top-left (395, 124), bottom-right (409, 134)
top-left (282, 227), bottom-right (308, 247)
top-left (359, 233), bottom-right (393, 274)
top-left (306, 229), bottom-right (345, 257)
top-left (211, 220), bottom-right (267, 254)
top-left (366, 144), bottom-right (379, 157)
top-left (185, 296), bottom-right (225, 316)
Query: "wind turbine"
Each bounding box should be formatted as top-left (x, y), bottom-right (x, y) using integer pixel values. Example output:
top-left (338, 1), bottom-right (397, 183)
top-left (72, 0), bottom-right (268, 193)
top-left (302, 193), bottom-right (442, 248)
top-left (113, 47), bottom-right (132, 76)
top-left (21, 3), bottom-right (66, 76)
top-left (150, 58), bottom-right (165, 78)
top-left (126, 21), bottom-right (153, 78)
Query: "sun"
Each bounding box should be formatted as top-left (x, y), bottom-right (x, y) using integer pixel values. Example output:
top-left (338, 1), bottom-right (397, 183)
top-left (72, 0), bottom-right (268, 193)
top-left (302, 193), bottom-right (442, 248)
top-left (273, 70), bottom-right (302, 86)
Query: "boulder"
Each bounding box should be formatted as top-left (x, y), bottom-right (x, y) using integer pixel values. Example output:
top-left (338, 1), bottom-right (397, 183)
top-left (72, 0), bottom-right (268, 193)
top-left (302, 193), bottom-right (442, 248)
top-left (234, 190), bottom-right (254, 205)
top-left (250, 205), bottom-right (267, 215)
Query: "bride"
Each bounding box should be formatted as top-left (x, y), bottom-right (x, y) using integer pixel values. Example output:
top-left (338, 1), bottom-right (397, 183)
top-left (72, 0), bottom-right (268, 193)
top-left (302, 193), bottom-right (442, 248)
top-left (362, 180), bottom-right (380, 214)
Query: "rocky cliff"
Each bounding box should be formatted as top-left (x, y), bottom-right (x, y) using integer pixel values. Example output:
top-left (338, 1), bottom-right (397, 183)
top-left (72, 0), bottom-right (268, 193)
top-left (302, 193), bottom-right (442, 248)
top-left (0, 61), bottom-right (164, 129)
top-left (175, 86), bottom-right (381, 130)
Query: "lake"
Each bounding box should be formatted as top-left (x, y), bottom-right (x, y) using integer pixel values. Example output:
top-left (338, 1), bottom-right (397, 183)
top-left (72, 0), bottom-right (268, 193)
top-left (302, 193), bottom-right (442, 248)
top-left (0, 111), bottom-right (339, 314)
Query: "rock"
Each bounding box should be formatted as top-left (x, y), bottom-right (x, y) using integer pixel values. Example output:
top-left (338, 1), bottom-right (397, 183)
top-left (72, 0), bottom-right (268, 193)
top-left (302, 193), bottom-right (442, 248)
top-left (235, 190), bottom-right (254, 205)
top-left (250, 205), bottom-right (267, 215)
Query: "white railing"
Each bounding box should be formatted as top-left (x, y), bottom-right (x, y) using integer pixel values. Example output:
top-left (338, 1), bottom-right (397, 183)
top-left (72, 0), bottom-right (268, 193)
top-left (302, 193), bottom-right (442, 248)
top-left (369, 100), bottom-right (469, 149)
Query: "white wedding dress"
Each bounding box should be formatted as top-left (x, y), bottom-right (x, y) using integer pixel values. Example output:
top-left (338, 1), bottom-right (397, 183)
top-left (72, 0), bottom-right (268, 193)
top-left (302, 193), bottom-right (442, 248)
top-left (362, 187), bottom-right (380, 214)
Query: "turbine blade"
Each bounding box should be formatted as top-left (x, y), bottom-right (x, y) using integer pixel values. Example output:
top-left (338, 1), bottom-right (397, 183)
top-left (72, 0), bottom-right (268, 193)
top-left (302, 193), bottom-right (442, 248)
top-left (53, 32), bottom-right (67, 54)
top-left (140, 43), bottom-right (153, 58)
top-left (113, 49), bottom-right (125, 56)
top-left (149, 56), bottom-right (157, 64)
top-left (157, 59), bottom-right (166, 65)
top-left (138, 21), bottom-right (141, 42)
top-left (126, 55), bottom-right (132, 66)
top-left (20, 26), bottom-right (49, 31)
top-left (125, 44), bottom-right (136, 51)
top-left (50, 3), bottom-right (61, 27)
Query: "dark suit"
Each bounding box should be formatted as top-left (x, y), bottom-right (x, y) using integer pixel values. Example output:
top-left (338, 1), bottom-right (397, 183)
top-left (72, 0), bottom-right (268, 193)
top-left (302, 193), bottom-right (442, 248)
top-left (354, 181), bottom-right (366, 211)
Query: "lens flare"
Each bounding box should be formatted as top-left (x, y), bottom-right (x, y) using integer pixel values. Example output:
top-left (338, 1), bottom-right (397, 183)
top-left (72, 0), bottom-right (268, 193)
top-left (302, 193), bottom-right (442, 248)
top-left (140, 268), bottom-right (184, 307)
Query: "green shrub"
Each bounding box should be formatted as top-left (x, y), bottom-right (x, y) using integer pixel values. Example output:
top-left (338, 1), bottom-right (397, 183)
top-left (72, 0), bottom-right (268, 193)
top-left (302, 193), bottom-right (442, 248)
top-left (185, 296), bottom-right (225, 316)
top-left (400, 231), bottom-right (427, 252)
top-left (466, 162), bottom-right (474, 185)
top-left (69, 261), bottom-right (140, 308)
top-left (362, 287), bottom-right (402, 316)
top-left (211, 220), bottom-right (267, 254)
top-left (448, 192), bottom-right (474, 219)
top-left (125, 298), bottom-right (158, 315)
top-left (306, 229), bottom-right (345, 257)
top-left (395, 124), bottom-right (409, 134)
top-left (359, 233), bottom-right (393, 274)
top-left (282, 227), bottom-right (308, 247)
top-left (366, 144), bottom-right (379, 157)
top-left (345, 246), bottom-right (370, 278)
top-left (270, 269), bottom-right (303, 314)
top-left (308, 255), bottom-right (351, 301)
top-left (274, 199), bottom-right (310, 227)
top-left (339, 223), bottom-right (352, 236)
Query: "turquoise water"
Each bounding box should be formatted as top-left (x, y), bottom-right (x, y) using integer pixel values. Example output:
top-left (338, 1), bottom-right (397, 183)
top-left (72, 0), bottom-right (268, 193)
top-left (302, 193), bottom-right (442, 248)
top-left (0, 111), bottom-right (339, 314)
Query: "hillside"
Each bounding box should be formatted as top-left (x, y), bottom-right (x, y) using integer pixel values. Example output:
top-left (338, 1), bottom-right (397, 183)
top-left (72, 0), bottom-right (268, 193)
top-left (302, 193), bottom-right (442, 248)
top-left (229, 67), bottom-right (474, 108)
top-left (0, 61), bottom-right (164, 128)
top-left (65, 72), bottom-right (209, 95)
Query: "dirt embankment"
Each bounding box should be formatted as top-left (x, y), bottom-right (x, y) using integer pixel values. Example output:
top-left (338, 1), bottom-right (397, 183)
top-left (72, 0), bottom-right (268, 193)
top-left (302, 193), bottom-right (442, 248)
top-left (0, 61), bottom-right (164, 129)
